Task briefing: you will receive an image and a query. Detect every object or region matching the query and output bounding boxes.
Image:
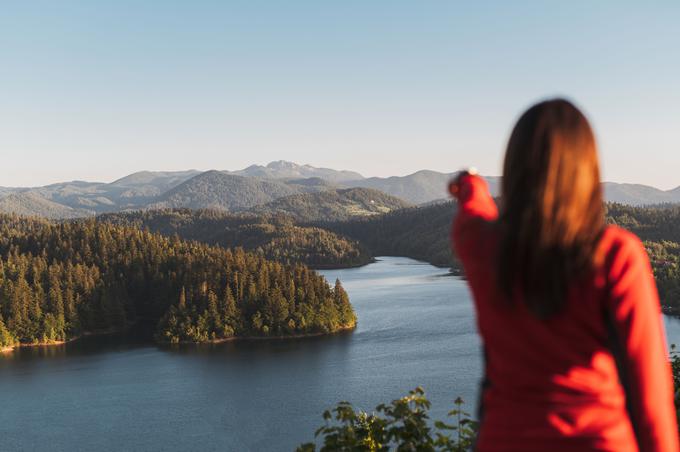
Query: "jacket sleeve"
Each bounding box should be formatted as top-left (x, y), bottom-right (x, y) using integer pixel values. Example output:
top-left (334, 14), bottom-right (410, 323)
top-left (450, 173), bottom-right (498, 263)
top-left (606, 235), bottom-right (679, 452)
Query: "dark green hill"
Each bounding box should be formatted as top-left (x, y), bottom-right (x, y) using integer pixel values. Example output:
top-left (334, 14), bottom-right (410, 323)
top-left (98, 209), bottom-right (371, 269)
top-left (251, 187), bottom-right (412, 222)
top-left (320, 201), bottom-right (459, 269)
top-left (606, 203), bottom-right (680, 242)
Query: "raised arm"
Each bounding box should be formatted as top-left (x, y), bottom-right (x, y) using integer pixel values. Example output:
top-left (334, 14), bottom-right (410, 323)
top-left (449, 172), bottom-right (498, 263)
top-left (606, 233), bottom-right (679, 452)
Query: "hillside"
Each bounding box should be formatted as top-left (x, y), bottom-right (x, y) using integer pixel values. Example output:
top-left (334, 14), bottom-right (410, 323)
top-left (149, 171), bottom-right (300, 211)
top-left (99, 209), bottom-right (372, 268)
top-left (109, 170), bottom-right (200, 190)
top-left (285, 177), bottom-right (335, 192)
top-left (24, 181), bottom-right (118, 213)
top-left (250, 187), bottom-right (412, 222)
top-left (0, 171), bottom-right (200, 216)
top-left (0, 192), bottom-right (93, 219)
top-left (321, 201), bottom-right (459, 269)
top-left (603, 182), bottom-right (680, 206)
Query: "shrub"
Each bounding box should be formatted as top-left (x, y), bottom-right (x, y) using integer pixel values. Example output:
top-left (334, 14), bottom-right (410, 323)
top-left (296, 387), bottom-right (477, 452)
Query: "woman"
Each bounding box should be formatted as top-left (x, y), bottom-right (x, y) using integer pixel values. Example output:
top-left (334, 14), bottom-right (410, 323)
top-left (449, 99), bottom-right (678, 451)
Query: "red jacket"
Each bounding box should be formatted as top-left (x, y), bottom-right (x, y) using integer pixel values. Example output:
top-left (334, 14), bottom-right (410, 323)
top-left (451, 173), bottom-right (679, 452)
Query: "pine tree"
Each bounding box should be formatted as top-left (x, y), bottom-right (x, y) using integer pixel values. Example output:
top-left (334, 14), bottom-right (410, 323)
top-left (178, 286), bottom-right (187, 310)
top-left (0, 315), bottom-right (16, 348)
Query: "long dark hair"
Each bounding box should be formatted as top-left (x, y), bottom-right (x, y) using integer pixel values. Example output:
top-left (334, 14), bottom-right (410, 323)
top-left (498, 99), bottom-right (605, 318)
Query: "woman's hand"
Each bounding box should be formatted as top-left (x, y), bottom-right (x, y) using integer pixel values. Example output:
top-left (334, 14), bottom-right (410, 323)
top-left (448, 167), bottom-right (478, 198)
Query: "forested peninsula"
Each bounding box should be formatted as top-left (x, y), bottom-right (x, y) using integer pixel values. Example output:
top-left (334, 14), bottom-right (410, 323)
top-left (0, 214), bottom-right (356, 350)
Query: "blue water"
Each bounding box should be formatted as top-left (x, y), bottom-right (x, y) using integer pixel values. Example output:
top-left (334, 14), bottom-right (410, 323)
top-left (1, 256), bottom-right (679, 451)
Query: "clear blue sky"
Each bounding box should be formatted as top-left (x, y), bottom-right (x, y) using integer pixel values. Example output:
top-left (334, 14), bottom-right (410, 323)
top-left (1, 1), bottom-right (678, 188)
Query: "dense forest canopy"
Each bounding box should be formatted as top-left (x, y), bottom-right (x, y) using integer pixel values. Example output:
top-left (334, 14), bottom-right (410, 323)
top-left (0, 214), bottom-right (355, 348)
top-left (318, 201), bottom-right (459, 269)
top-left (250, 187), bottom-right (413, 222)
top-left (99, 209), bottom-right (371, 269)
top-left (606, 203), bottom-right (680, 242)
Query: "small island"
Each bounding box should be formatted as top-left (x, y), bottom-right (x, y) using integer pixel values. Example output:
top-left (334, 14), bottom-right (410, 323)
top-left (0, 214), bottom-right (356, 352)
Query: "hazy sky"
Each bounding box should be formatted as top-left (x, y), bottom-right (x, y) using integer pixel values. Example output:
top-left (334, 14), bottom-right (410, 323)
top-left (1, 1), bottom-right (678, 188)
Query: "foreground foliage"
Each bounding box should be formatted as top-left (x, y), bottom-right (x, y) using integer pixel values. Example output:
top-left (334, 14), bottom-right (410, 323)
top-left (0, 214), bottom-right (355, 346)
top-left (301, 350), bottom-right (680, 451)
top-left (297, 388), bottom-right (477, 452)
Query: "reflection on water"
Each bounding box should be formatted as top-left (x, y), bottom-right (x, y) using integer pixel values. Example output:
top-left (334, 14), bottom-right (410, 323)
top-left (665, 316), bottom-right (680, 347)
top-left (1, 256), bottom-right (678, 452)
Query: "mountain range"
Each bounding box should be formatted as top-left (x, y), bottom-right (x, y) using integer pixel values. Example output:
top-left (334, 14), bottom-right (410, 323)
top-left (1, 160), bottom-right (679, 219)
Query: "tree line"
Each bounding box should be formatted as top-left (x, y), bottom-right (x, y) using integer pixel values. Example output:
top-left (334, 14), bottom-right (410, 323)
top-left (317, 201), bottom-right (460, 270)
top-left (0, 213), bottom-right (355, 348)
top-left (99, 209), bottom-right (372, 269)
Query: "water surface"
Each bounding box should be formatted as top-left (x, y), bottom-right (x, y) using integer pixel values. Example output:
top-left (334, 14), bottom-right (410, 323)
top-left (1, 256), bottom-right (679, 451)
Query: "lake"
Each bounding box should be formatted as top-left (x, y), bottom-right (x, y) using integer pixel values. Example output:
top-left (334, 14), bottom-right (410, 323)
top-left (1, 256), bottom-right (679, 451)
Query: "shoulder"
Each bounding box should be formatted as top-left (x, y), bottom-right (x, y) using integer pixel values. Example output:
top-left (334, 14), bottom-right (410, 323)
top-left (599, 225), bottom-right (647, 257)
top-left (598, 225), bottom-right (651, 280)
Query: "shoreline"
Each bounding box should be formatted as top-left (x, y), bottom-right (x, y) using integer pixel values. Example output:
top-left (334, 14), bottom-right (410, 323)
top-left (1, 338), bottom-right (74, 353)
top-left (167, 323), bottom-right (357, 346)
top-left (311, 258), bottom-right (376, 271)
top-left (1, 323), bottom-right (357, 353)
top-left (0, 326), bottom-right (128, 354)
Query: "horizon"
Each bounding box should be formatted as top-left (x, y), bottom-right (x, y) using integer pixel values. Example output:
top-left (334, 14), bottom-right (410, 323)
top-left (2, 159), bottom-right (680, 191)
top-left (2, 2), bottom-right (679, 189)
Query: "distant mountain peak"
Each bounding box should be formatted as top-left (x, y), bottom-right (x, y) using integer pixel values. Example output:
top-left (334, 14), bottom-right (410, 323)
top-left (266, 160), bottom-right (300, 170)
top-left (232, 161), bottom-right (364, 183)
